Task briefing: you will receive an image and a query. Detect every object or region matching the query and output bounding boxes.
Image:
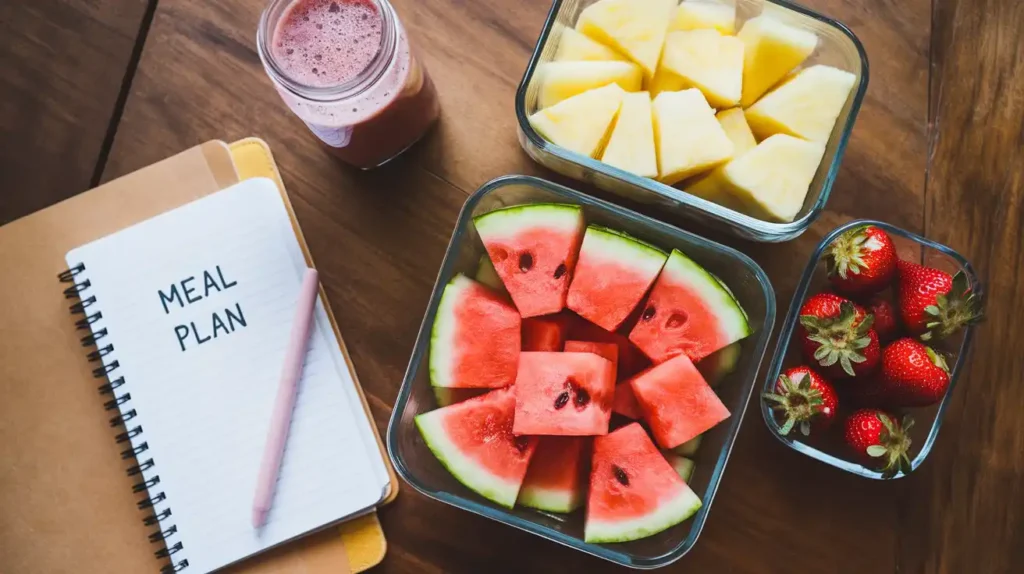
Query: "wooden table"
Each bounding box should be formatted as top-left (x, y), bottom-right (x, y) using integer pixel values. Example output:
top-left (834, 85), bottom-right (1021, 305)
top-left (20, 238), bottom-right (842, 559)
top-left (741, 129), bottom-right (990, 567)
top-left (3, 0), bottom-right (1022, 571)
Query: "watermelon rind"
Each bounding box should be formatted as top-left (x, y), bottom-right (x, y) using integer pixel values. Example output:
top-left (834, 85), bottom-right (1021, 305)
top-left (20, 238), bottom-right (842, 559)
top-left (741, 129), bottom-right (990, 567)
top-left (415, 410), bottom-right (523, 508)
top-left (663, 249), bottom-right (750, 342)
top-left (518, 485), bottom-right (583, 513)
top-left (697, 342), bottom-right (742, 386)
top-left (429, 275), bottom-right (471, 388)
top-left (672, 434), bottom-right (703, 457)
top-left (474, 255), bottom-right (507, 294)
top-left (664, 452), bottom-right (696, 483)
top-left (584, 486), bottom-right (702, 543)
top-left (583, 225), bottom-right (668, 267)
top-left (473, 203), bottom-right (583, 237)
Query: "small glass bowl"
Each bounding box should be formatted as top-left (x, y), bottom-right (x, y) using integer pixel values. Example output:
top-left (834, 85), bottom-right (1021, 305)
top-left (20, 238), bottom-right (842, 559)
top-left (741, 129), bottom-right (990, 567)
top-left (515, 0), bottom-right (869, 242)
top-left (760, 220), bottom-right (982, 479)
top-left (387, 175), bottom-right (776, 567)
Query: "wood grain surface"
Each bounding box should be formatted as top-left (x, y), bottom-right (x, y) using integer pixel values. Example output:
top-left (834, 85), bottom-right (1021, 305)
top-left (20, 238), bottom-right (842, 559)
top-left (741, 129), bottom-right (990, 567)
top-left (0, 0), bottom-right (152, 224)
top-left (1, 0), bottom-right (1021, 571)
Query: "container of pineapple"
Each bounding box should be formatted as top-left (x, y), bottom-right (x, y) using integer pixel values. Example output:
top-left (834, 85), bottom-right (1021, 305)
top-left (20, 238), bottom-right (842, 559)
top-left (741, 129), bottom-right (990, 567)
top-left (515, 0), bottom-right (867, 242)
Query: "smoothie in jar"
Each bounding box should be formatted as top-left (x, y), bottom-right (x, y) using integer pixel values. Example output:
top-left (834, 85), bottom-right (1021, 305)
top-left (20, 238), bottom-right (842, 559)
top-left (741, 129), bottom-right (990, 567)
top-left (258, 0), bottom-right (439, 169)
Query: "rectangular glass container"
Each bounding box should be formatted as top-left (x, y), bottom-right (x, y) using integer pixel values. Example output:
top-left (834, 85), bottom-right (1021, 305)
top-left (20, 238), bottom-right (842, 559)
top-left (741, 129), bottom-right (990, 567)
top-left (515, 0), bottom-right (869, 242)
top-left (760, 220), bottom-right (981, 479)
top-left (387, 175), bottom-right (776, 568)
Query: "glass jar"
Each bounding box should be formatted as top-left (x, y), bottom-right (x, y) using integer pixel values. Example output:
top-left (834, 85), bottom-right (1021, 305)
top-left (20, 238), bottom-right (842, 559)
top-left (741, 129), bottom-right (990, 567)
top-left (257, 0), bottom-right (440, 169)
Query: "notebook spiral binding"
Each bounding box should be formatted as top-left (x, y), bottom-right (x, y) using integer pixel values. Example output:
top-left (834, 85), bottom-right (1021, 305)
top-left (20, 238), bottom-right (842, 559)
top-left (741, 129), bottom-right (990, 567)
top-left (59, 263), bottom-right (189, 574)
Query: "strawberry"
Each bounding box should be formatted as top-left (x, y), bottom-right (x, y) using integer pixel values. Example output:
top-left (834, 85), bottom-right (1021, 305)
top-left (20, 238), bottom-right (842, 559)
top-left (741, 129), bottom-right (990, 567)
top-left (866, 295), bottom-right (899, 342)
top-left (826, 225), bottom-right (897, 297)
top-left (896, 260), bottom-right (982, 341)
top-left (762, 366), bottom-right (838, 436)
top-left (879, 338), bottom-right (951, 406)
top-left (798, 293), bottom-right (880, 378)
top-left (844, 409), bottom-right (914, 479)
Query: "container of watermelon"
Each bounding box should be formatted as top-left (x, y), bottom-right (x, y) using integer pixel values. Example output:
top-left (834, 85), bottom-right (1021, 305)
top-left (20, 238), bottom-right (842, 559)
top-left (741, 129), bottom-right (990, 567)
top-left (388, 175), bottom-right (776, 568)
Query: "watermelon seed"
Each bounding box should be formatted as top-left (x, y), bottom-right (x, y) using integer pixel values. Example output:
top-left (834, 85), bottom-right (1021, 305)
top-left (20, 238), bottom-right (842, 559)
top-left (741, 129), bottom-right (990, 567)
top-left (666, 311), bottom-right (689, 329)
top-left (518, 252), bottom-right (534, 272)
top-left (491, 247), bottom-right (509, 263)
top-left (612, 465), bottom-right (629, 486)
top-left (554, 391), bottom-right (570, 410)
top-left (641, 305), bottom-right (656, 321)
top-left (514, 436), bottom-right (531, 453)
top-left (573, 387), bottom-right (590, 409)
top-left (553, 263), bottom-right (567, 279)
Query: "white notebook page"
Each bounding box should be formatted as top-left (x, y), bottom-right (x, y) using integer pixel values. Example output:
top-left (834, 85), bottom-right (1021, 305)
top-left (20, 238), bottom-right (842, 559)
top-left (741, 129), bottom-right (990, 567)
top-left (66, 178), bottom-right (389, 573)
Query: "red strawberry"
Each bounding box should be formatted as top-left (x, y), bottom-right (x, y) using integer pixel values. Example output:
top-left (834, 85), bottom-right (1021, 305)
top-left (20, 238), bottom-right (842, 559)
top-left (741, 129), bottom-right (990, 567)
top-left (896, 260), bottom-right (982, 340)
top-left (866, 296), bottom-right (899, 342)
top-left (879, 338), bottom-right (951, 406)
top-left (798, 293), bottom-right (880, 378)
top-left (762, 366), bottom-right (838, 436)
top-left (826, 225), bottom-right (897, 296)
top-left (844, 409), bottom-right (913, 479)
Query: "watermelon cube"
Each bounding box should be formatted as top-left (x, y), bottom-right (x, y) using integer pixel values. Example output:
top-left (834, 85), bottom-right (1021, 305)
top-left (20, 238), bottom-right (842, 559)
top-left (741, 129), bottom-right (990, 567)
top-left (567, 226), bottom-right (668, 332)
top-left (415, 388), bottom-right (539, 508)
top-left (473, 204), bottom-right (585, 318)
top-left (629, 249), bottom-right (750, 364)
top-left (630, 354), bottom-right (730, 449)
top-left (611, 373), bottom-right (644, 419)
top-left (513, 352), bottom-right (616, 436)
top-left (585, 422), bottom-right (702, 543)
top-left (430, 275), bottom-right (521, 388)
top-left (517, 436), bottom-right (590, 513)
top-left (522, 316), bottom-right (568, 352)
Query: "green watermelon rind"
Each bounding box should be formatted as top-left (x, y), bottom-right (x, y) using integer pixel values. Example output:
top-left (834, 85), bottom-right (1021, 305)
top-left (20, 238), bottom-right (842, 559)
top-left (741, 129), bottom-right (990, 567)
top-left (473, 203), bottom-right (583, 237)
top-left (664, 249), bottom-right (751, 342)
top-left (584, 486), bottom-right (703, 544)
top-left (415, 410), bottom-right (522, 509)
top-left (583, 225), bottom-right (668, 267)
top-left (518, 485), bottom-right (585, 514)
top-left (429, 275), bottom-right (471, 388)
top-left (672, 434), bottom-right (703, 457)
top-left (699, 342), bottom-right (743, 385)
top-left (474, 254), bottom-right (507, 294)
top-left (663, 452), bottom-right (696, 483)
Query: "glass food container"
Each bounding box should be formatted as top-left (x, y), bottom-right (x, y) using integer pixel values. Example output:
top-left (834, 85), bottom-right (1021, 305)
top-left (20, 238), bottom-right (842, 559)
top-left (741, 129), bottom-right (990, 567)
top-left (760, 220), bottom-right (981, 479)
top-left (515, 0), bottom-right (869, 242)
top-left (387, 175), bottom-right (776, 568)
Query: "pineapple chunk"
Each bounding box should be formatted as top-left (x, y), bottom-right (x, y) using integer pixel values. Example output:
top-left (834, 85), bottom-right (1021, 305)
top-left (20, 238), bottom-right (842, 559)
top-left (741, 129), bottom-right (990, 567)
top-left (536, 61), bottom-right (642, 109)
top-left (652, 89), bottom-right (734, 184)
top-left (576, 0), bottom-right (677, 79)
top-left (722, 134), bottom-right (826, 222)
top-left (601, 91), bottom-right (658, 178)
top-left (737, 16), bottom-right (818, 107)
top-left (685, 108), bottom-right (757, 209)
top-left (670, 1), bottom-right (736, 35)
top-left (554, 27), bottom-right (628, 62)
top-left (648, 57), bottom-right (686, 96)
top-left (745, 65), bottom-right (857, 142)
top-left (661, 30), bottom-right (744, 108)
top-left (529, 83), bottom-right (626, 158)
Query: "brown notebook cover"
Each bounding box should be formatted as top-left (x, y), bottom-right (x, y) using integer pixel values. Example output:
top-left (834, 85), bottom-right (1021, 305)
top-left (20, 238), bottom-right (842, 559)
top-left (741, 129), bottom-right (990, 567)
top-left (0, 140), bottom-right (391, 573)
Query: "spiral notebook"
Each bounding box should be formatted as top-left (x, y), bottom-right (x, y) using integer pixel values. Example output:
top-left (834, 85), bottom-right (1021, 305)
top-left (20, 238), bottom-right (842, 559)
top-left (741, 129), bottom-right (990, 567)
top-left (60, 177), bottom-right (390, 573)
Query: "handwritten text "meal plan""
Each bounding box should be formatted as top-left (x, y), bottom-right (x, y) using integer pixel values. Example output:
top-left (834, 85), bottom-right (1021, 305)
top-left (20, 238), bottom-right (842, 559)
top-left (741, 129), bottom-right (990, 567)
top-left (158, 265), bottom-right (247, 352)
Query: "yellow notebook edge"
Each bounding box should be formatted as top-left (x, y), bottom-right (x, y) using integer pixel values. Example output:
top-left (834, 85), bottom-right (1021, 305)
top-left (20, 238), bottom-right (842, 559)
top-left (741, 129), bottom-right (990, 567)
top-left (228, 137), bottom-right (391, 573)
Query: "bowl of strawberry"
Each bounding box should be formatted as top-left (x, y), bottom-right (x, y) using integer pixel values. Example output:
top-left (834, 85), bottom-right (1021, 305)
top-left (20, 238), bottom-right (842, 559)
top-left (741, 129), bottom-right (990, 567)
top-left (760, 220), bottom-right (983, 479)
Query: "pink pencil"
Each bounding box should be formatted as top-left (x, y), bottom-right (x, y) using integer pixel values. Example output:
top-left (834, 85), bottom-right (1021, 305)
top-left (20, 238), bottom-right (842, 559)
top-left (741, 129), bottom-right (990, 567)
top-left (252, 268), bottom-right (320, 529)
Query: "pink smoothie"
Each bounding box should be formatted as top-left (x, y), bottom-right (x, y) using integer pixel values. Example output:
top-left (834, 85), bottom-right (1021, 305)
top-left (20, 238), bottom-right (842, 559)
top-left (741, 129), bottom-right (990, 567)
top-left (266, 0), bottom-right (439, 168)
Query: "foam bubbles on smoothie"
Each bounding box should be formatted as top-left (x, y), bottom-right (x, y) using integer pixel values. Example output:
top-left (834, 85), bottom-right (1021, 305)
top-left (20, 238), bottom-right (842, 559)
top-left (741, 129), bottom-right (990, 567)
top-left (272, 0), bottom-right (383, 88)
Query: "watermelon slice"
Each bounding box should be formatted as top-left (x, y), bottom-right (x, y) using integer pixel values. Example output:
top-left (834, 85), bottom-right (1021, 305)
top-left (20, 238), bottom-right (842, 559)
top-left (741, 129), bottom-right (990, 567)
top-left (522, 316), bottom-right (568, 352)
top-left (430, 275), bottom-right (521, 388)
top-left (474, 254), bottom-right (508, 296)
top-left (612, 371), bottom-right (644, 419)
top-left (629, 249), bottom-right (750, 364)
top-left (433, 387), bottom-right (487, 408)
top-left (568, 226), bottom-right (668, 331)
top-left (563, 340), bottom-right (619, 372)
top-left (672, 434), bottom-right (703, 457)
top-left (585, 422), bottom-right (702, 543)
top-left (473, 204), bottom-right (585, 318)
top-left (565, 313), bottom-right (651, 379)
top-left (630, 354), bottom-right (730, 449)
top-left (513, 352), bottom-right (616, 436)
top-left (663, 451), bottom-right (695, 482)
top-left (696, 341), bottom-right (742, 386)
top-left (415, 388), bottom-right (539, 508)
top-left (518, 436), bottom-right (590, 513)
